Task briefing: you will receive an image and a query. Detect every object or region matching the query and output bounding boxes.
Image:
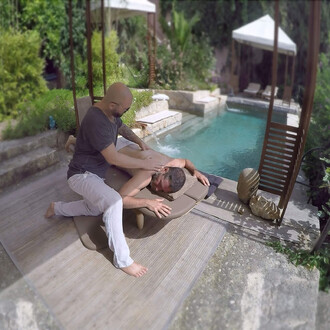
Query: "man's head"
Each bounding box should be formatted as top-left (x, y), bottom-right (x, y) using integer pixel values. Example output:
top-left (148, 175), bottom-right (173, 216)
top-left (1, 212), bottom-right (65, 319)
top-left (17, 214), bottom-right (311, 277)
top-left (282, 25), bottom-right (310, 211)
top-left (103, 82), bottom-right (133, 118)
top-left (150, 167), bottom-right (186, 193)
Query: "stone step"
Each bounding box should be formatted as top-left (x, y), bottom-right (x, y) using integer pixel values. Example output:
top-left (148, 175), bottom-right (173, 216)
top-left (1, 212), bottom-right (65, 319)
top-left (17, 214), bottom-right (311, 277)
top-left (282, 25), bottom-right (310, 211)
top-left (191, 98), bottom-right (221, 116)
top-left (137, 110), bottom-right (182, 140)
top-left (135, 100), bottom-right (169, 120)
top-left (0, 130), bottom-right (58, 162)
top-left (136, 110), bottom-right (180, 124)
top-left (180, 112), bottom-right (196, 124)
top-left (0, 146), bottom-right (59, 190)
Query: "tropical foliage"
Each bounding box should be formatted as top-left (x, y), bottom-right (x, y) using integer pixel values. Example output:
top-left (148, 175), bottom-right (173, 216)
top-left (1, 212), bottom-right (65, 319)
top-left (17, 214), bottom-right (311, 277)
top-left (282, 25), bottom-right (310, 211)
top-left (155, 6), bottom-right (215, 90)
top-left (116, 16), bottom-right (150, 88)
top-left (74, 30), bottom-right (124, 97)
top-left (303, 51), bottom-right (330, 233)
top-left (0, 29), bottom-right (47, 120)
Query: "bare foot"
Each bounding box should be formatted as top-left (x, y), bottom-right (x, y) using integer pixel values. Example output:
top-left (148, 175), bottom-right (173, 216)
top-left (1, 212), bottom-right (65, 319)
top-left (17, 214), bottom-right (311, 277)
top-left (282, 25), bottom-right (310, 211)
top-left (45, 202), bottom-right (55, 218)
top-left (121, 262), bottom-right (148, 277)
top-left (65, 135), bottom-right (76, 153)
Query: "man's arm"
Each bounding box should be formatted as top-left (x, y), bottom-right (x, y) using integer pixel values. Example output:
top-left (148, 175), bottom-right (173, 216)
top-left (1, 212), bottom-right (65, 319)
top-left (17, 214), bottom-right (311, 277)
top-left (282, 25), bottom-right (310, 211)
top-left (118, 171), bottom-right (172, 218)
top-left (118, 123), bottom-right (150, 151)
top-left (166, 158), bottom-right (210, 186)
top-left (101, 143), bottom-right (163, 171)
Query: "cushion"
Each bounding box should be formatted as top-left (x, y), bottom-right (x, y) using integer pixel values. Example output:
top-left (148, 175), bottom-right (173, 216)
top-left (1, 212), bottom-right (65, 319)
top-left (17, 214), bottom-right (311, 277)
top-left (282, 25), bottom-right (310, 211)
top-left (152, 93), bottom-right (169, 101)
top-left (156, 168), bottom-right (197, 201)
top-left (73, 167), bottom-right (208, 250)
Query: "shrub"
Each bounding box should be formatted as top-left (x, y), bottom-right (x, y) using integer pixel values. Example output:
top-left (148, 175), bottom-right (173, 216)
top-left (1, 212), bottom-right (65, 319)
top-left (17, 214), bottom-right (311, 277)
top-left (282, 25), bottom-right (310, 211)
top-left (304, 52), bottom-right (330, 215)
top-left (268, 241), bottom-right (330, 292)
top-left (2, 89), bottom-right (75, 139)
top-left (117, 16), bottom-right (150, 88)
top-left (74, 30), bottom-right (124, 96)
top-left (155, 7), bottom-right (214, 90)
top-left (0, 29), bottom-right (47, 121)
top-left (121, 89), bottom-right (153, 127)
top-left (307, 53), bottom-right (330, 150)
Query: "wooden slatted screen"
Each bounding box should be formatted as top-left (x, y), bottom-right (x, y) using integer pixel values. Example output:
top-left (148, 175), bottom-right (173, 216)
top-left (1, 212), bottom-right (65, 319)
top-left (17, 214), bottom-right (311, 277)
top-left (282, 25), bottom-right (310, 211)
top-left (258, 122), bottom-right (299, 204)
top-left (258, 0), bottom-right (321, 225)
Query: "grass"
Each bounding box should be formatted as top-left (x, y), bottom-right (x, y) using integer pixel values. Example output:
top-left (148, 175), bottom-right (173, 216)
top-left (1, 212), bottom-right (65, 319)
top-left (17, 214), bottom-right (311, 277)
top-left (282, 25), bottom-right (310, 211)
top-left (1, 88), bottom-right (153, 140)
top-left (268, 241), bottom-right (330, 292)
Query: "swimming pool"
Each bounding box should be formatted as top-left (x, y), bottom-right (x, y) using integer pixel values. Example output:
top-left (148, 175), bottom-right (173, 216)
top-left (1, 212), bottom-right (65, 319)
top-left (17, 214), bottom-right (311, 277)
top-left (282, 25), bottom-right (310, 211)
top-left (147, 105), bottom-right (287, 181)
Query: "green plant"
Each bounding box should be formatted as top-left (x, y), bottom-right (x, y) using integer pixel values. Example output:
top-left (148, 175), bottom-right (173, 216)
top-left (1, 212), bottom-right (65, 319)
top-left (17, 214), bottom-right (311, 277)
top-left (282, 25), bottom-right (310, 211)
top-left (155, 41), bottom-right (181, 90)
top-left (0, 1), bottom-right (19, 30)
top-left (48, 91), bottom-right (76, 134)
top-left (307, 53), bottom-right (330, 150)
top-left (121, 89), bottom-right (153, 127)
top-left (159, 6), bottom-right (199, 84)
top-left (2, 89), bottom-right (75, 139)
top-left (19, 0), bottom-right (66, 66)
top-left (117, 16), bottom-right (149, 88)
top-left (74, 30), bottom-right (124, 96)
top-left (0, 28), bottom-right (47, 121)
top-left (268, 241), bottom-right (330, 292)
top-left (156, 6), bottom-right (214, 90)
top-left (59, 0), bottom-right (86, 88)
top-left (164, 8), bottom-right (200, 57)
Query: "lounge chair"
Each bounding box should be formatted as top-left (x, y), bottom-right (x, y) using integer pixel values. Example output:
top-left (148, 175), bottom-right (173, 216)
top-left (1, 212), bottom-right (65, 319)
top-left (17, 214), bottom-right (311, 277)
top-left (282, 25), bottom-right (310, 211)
top-left (71, 96), bottom-right (210, 250)
top-left (73, 166), bottom-right (209, 249)
top-left (262, 85), bottom-right (278, 100)
top-left (243, 83), bottom-right (261, 97)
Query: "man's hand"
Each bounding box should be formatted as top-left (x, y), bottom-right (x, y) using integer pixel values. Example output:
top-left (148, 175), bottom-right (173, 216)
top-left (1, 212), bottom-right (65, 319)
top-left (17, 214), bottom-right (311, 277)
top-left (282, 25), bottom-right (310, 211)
top-left (194, 170), bottom-right (210, 186)
top-left (138, 140), bottom-right (151, 151)
top-left (146, 198), bottom-right (172, 218)
top-left (143, 157), bottom-right (164, 172)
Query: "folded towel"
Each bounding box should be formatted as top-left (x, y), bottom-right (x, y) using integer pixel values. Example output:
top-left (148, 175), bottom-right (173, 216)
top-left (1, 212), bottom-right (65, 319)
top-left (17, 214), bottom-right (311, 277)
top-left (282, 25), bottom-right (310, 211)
top-left (199, 170), bottom-right (223, 198)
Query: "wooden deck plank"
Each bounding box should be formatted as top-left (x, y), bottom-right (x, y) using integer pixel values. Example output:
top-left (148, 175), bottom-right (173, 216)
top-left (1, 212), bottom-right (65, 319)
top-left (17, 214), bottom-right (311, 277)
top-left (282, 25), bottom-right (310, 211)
top-left (0, 166), bottom-right (226, 329)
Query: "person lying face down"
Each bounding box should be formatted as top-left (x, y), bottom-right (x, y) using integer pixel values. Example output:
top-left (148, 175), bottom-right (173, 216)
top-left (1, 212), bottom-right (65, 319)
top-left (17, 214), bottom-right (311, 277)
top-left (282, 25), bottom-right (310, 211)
top-left (115, 138), bottom-right (210, 218)
top-left (150, 166), bottom-right (186, 193)
top-left (65, 135), bottom-right (210, 218)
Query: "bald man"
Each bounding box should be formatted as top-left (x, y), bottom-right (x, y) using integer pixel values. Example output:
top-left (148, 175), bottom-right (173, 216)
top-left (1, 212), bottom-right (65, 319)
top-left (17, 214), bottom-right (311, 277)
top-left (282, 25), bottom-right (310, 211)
top-left (45, 82), bottom-right (163, 277)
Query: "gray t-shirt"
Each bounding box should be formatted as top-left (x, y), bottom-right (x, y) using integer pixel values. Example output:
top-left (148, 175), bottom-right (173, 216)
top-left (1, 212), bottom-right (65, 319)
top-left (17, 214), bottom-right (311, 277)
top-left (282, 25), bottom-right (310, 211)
top-left (67, 106), bottom-right (122, 179)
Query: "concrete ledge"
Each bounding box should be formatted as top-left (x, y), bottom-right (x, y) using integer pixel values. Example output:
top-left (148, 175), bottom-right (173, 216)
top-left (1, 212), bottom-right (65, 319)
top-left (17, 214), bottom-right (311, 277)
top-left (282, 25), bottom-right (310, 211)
top-left (135, 100), bottom-right (169, 120)
top-left (170, 232), bottom-right (320, 330)
top-left (227, 96), bottom-right (301, 115)
top-left (142, 89), bottom-right (222, 116)
top-left (0, 130), bottom-right (58, 162)
top-left (136, 110), bottom-right (181, 124)
top-left (0, 147), bottom-right (59, 190)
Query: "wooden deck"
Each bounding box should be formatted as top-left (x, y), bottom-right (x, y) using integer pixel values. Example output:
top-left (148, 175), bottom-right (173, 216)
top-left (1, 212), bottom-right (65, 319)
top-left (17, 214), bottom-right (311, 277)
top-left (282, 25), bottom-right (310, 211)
top-left (0, 166), bottom-right (226, 329)
top-left (0, 162), bottom-right (319, 329)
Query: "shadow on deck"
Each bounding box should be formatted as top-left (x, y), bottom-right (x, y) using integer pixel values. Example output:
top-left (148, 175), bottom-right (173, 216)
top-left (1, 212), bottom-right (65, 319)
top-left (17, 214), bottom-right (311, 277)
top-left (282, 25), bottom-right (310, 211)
top-left (0, 159), bottom-right (319, 328)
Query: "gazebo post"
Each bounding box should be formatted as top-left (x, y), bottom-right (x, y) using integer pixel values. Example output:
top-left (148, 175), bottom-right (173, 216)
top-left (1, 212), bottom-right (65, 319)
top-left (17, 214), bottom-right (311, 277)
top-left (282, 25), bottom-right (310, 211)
top-left (257, 0), bottom-right (321, 225)
top-left (147, 12), bottom-right (156, 87)
top-left (86, 0), bottom-right (94, 104)
top-left (230, 40), bottom-right (236, 93)
top-left (68, 0), bottom-right (79, 130)
top-left (101, 0), bottom-right (106, 95)
top-left (290, 55), bottom-right (296, 100)
top-left (284, 55), bottom-right (288, 86)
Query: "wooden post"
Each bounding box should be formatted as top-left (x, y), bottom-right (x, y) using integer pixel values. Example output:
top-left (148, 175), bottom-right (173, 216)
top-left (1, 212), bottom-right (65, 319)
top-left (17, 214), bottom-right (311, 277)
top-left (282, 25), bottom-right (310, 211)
top-left (68, 0), bottom-right (79, 130)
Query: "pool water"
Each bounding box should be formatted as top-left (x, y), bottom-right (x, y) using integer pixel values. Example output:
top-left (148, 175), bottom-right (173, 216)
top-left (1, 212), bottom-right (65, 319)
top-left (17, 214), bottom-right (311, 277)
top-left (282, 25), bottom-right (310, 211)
top-left (147, 106), bottom-right (286, 181)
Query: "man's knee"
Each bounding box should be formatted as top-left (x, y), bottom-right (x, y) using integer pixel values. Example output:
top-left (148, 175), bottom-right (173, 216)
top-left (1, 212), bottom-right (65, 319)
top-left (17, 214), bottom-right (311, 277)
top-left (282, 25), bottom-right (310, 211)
top-left (98, 189), bottom-right (122, 212)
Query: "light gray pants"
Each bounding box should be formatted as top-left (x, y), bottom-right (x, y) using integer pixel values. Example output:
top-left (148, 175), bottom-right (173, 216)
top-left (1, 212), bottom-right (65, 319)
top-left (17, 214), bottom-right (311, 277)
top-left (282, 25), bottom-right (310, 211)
top-left (54, 171), bottom-right (133, 268)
